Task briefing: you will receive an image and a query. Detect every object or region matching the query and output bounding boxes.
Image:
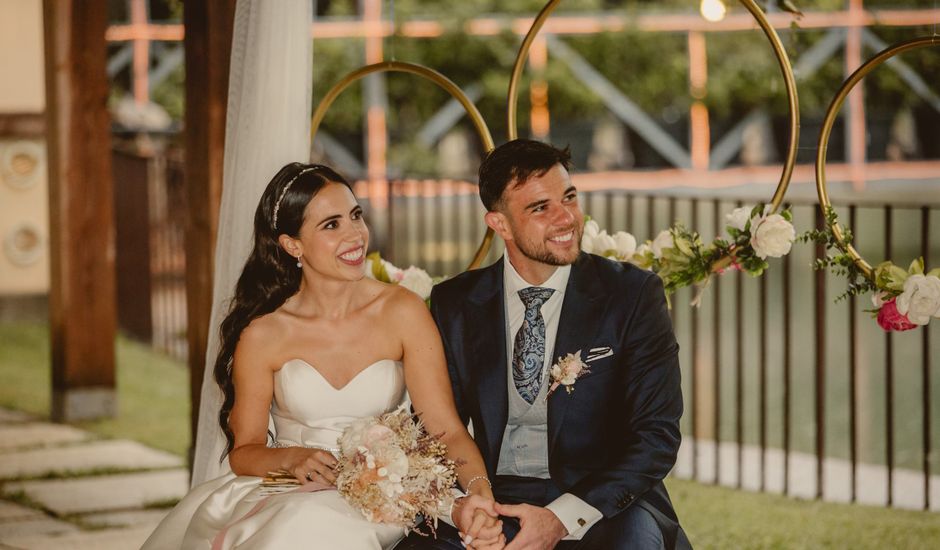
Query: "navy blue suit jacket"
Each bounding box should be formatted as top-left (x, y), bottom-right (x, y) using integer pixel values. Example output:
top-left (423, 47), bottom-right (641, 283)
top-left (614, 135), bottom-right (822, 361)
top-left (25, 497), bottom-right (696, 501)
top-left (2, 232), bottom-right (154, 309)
top-left (430, 252), bottom-right (686, 548)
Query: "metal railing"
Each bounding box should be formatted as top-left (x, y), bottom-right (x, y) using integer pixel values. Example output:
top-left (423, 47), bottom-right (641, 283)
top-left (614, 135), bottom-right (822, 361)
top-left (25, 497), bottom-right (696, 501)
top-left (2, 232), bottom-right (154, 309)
top-left (113, 147), bottom-right (187, 361)
top-left (115, 148), bottom-right (939, 510)
top-left (367, 181), bottom-right (940, 511)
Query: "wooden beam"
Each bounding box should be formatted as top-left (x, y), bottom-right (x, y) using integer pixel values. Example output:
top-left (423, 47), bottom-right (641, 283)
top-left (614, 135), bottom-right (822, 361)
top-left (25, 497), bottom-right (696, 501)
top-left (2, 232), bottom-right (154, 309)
top-left (0, 114), bottom-right (45, 137)
top-left (104, 8), bottom-right (940, 42)
top-left (183, 0), bottom-right (236, 464)
top-left (42, 0), bottom-right (117, 421)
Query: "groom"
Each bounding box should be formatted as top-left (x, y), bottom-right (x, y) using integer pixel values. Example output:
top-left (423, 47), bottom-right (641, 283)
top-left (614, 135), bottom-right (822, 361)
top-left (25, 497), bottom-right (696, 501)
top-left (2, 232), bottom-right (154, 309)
top-left (401, 139), bottom-right (688, 549)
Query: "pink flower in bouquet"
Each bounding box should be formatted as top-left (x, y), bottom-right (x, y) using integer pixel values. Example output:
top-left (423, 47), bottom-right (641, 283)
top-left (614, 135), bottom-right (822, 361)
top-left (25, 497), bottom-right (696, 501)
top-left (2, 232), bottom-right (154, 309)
top-left (363, 424), bottom-right (395, 447)
top-left (877, 298), bottom-right (917, 332)
top-left (335, 409), bottom-right (458, 532)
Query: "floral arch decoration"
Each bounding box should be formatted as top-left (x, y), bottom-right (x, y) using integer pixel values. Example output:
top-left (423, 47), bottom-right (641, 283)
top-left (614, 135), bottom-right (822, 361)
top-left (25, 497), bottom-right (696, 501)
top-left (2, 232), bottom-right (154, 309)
top-left (310, 0), bottom-right (802, 303)
top-left (805, 36), bottom-right (940, 331)
top-left (504, 0), bottom-right (800, 302)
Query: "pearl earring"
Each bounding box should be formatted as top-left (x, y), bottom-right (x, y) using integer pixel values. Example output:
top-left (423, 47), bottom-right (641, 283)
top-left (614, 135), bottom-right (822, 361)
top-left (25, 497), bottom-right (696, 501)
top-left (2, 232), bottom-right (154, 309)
top-left (296, 255), bottom-right (302, 268)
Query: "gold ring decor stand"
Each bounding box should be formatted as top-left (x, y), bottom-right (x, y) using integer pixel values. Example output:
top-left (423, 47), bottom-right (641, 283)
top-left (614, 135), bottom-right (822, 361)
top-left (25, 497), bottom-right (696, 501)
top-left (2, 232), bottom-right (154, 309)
top-left (814, 36), bottom-right (940, 280)
top-left (312, 1), bottom-right (801, 272)
top-left (310, 62), bottom-right (496, 269)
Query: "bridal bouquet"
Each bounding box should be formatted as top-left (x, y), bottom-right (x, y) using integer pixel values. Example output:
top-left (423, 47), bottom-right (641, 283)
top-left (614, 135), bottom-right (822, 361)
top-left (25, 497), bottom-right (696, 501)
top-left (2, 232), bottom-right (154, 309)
top-left (335, 408), bottom-right (459, 532)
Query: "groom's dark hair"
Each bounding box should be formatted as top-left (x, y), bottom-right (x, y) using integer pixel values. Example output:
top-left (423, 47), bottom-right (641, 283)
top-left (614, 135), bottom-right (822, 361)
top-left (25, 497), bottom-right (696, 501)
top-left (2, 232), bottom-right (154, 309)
top-left (478, 138), bottom-right (571, 212)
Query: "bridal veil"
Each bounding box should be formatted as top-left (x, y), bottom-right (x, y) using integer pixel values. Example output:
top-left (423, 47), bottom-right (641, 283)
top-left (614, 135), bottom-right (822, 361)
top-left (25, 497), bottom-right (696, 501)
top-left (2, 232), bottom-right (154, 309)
top-left (191, 0), bottom-right (313, 486)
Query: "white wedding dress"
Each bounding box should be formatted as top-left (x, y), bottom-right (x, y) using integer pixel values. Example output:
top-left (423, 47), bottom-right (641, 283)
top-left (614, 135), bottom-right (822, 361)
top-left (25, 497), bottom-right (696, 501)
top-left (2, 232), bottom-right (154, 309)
top-left (143, 359), bottom-right (408, 549)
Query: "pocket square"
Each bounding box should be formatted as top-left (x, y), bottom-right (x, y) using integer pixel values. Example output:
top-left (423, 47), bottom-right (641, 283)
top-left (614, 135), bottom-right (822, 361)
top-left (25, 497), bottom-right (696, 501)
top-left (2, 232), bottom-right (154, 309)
top-left (586, 347), bottom-right (613, 362)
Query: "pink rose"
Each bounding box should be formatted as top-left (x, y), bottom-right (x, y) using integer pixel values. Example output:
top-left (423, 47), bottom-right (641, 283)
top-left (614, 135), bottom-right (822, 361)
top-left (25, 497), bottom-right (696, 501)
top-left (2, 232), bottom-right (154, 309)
top-left (877, 298), bottom-right (917, 332)
top-left (364, 424), bottom-right (395, 446)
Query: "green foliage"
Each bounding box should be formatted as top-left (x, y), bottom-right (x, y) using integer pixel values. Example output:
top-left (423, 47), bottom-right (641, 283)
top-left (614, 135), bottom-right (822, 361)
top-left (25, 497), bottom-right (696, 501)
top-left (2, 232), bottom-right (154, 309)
top-left (798, 206), bottom-right (878, 302)
top-left (799, 206), bottom-right (940, 308)
top-left (618, 203), bottom-right (794, 304)
top-left (151, 63), bottom-right (185, 122)
top-left (655, 224), bottom-right (720, 294)
top-left (141, 0), bottom-right (940, 174)
top-left (566, 30), bottom-right (690, 115)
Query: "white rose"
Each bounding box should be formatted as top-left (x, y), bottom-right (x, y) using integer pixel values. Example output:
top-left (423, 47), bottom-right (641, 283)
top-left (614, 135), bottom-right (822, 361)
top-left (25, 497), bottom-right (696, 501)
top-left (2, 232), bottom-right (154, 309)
top-left (612, 231), bottom-right (637, 260)
top-left (580, 238), bottom-right (593, 254)
top-left (580, 220), bottom-right (600, 253)
top-left (750, 214), bottom-right (795, 259)
top-left (651, 230), bottom-right (674, 259)
top-left (397, 266), bottom-right (434, 300)
top-left (726, 206), bottom-right (752, 232)
top-left (896, 274), bottom-right (940, 325)
top-left (594, 230), bottom-right (617, 257)
top-left (583, 219), bottom-right (600, 240)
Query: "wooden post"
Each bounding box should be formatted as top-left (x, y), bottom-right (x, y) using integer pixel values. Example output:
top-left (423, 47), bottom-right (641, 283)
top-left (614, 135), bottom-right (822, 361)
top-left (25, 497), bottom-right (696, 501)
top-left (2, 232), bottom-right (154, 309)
top-left (845, 0), bottom-right (866, 191)
top-left (43, 0), bottom-right (117, 421)
top-left (183, 0), bottom-right (236, 463)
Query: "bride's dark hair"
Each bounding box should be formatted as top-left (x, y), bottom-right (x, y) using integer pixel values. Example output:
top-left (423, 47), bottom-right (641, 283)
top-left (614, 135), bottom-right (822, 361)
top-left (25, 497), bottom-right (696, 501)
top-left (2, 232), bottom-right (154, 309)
top-left (214, 162), bottom-right (351, 458)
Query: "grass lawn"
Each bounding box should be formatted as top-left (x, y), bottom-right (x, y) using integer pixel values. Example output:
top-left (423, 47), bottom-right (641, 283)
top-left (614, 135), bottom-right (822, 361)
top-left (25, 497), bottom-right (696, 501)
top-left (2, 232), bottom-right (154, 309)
top-left (2, 321), bottom-right (939, 548)
top-left (668, 478), bottom-right (940, 549)
top-left (0, 322), bottom-right (189, 457)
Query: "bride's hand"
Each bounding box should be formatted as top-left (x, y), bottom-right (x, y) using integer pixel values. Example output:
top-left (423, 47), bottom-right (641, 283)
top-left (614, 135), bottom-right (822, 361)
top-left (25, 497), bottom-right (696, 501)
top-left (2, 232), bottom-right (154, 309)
top-left (466, 509), bottom-right (505, 549)
top-left (453, 495), bottom-right (503, 548)
top-left (287, 449), bottom-right (338, 485)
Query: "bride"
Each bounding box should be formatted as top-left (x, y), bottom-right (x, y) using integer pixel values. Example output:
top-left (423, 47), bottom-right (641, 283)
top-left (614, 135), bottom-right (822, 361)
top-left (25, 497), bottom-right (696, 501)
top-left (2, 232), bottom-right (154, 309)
top-left (143, 163), bottom-right (504, 549)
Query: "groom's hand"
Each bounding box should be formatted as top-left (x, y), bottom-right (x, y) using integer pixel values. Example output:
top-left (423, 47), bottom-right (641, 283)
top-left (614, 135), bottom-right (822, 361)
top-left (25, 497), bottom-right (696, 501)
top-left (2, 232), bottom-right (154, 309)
top-left (495, 502), bottom-right (567, 550)
top-left (453, 495), bottom-right (503, 548)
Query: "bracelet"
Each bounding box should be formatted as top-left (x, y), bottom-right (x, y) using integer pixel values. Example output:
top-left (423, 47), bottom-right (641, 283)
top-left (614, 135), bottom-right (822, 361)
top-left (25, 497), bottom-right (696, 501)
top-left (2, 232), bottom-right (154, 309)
top-left (465, 475), bottom-right (491, 494)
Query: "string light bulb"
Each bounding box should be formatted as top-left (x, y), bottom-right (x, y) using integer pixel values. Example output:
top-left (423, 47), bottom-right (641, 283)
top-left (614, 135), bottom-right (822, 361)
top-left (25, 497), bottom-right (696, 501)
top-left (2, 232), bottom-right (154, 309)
top-left (700, 0), bottom-right (727, 22)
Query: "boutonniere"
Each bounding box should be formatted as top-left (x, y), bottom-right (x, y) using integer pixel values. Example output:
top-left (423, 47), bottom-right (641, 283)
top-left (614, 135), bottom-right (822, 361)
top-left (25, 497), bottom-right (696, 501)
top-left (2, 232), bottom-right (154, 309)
top-left (547, 350), bottom-right (590, 397)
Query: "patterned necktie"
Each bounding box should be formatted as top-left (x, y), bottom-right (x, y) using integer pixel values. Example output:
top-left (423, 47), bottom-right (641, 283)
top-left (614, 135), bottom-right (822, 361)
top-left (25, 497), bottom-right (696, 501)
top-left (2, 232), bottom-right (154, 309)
top-left (513, 286), bottom-right (555, 404)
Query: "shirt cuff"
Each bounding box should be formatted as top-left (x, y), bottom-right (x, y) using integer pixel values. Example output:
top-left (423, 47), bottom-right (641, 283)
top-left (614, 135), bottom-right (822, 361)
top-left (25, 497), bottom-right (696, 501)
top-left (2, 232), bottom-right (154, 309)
top-left (545, 493), bottom-right (604, 540)
top-left (440, 487), bottom-right (466, 529)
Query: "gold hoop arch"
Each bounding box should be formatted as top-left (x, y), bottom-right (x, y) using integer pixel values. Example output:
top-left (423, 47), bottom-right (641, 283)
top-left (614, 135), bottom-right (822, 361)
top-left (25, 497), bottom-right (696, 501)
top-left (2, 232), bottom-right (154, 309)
top-left (815, 36), bottom-right (940, 281)
top-left (506, 0), bottom-right (800, 214)
top-left (310, 61), bottom-right (496, 270)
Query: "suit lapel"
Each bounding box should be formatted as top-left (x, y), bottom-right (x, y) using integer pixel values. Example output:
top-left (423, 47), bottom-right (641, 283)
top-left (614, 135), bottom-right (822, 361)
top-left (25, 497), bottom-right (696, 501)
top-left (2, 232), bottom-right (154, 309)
top-left (548, 254), bottom-right (607, 453)
top-left (466, 259), bottom-right (508, 469)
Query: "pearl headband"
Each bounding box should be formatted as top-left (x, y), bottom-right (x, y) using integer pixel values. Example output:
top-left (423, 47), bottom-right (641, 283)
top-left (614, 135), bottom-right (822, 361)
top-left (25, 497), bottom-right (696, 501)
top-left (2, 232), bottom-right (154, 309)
top-left (272, 166), bottom-right (325, 231)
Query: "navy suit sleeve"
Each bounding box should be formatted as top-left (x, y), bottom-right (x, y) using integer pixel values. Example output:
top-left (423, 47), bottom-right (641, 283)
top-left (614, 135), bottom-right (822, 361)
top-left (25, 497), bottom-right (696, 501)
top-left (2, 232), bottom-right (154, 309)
top-left (429, 285), bottom-right (470, 427)
top-left (568, 273), bottom-right (683, 517)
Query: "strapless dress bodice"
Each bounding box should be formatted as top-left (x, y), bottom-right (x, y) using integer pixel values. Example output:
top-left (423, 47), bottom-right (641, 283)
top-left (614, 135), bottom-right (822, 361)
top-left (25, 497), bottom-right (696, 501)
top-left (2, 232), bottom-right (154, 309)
top-left (142, 358), bottom-right (409, 550)
top-left (270, 358), bottom-right (406, 450)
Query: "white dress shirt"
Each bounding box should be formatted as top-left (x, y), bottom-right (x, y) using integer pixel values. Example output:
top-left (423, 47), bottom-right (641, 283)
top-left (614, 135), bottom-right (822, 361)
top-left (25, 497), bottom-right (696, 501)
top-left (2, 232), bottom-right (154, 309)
top-left (501, 254), bottom-right (603, 540)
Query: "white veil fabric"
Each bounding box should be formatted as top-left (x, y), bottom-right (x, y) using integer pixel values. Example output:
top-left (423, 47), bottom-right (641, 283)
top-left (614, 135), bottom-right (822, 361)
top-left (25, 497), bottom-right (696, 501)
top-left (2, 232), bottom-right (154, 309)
top-left (191, 0), bottom-right (313, 487)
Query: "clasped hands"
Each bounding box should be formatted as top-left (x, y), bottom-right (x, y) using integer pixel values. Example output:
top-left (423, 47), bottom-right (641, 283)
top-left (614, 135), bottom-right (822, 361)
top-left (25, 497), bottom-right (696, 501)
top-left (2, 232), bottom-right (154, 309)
top-left (286, 451), bottom-right (567, 549)
top-left (453, 496), bottom-right (568, 550)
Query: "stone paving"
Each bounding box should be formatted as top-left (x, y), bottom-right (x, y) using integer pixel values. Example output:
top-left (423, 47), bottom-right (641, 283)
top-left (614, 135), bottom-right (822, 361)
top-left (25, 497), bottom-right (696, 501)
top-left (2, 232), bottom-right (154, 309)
top-left (0, 409), bottom-right (189, 549)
